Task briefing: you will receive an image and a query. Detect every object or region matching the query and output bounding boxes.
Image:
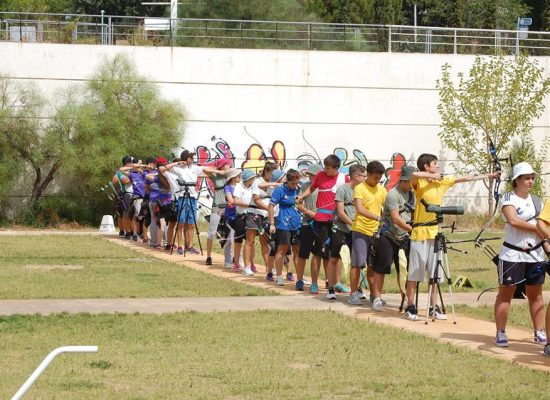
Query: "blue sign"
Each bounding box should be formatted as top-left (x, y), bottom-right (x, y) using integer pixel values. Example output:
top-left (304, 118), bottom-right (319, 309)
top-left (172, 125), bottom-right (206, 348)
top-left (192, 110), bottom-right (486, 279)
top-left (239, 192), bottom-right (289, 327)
top-left (519, 18), bottom-right (532, 26)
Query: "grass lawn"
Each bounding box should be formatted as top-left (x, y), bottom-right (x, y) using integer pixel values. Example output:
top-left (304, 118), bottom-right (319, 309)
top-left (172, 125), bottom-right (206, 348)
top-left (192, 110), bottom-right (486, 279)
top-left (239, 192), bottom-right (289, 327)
top-left (0, 235), bottom-right (271, 299)
top-left (1, 310), bottom-right (549, 400)
top-left (457, 303), bottom-right (545, 331)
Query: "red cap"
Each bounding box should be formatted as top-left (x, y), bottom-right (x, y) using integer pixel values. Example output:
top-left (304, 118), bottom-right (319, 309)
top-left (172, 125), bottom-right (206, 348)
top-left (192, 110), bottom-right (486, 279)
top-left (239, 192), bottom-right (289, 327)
top-left (215, 158), bottom-right (232, 169)
top-left (156, 156), bottom-right (168, 165)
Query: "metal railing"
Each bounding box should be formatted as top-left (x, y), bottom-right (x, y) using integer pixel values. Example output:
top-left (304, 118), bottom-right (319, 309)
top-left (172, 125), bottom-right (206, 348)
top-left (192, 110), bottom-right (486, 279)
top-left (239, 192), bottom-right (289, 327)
top-left (2, 12), bottom-right (550, 55)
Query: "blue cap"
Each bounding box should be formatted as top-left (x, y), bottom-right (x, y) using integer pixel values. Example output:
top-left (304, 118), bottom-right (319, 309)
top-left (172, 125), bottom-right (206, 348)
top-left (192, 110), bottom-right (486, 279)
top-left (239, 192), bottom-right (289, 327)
top-left (272, 169), bottom-right (285, 182)
top-left (242, 169), bottom-right (256, 182)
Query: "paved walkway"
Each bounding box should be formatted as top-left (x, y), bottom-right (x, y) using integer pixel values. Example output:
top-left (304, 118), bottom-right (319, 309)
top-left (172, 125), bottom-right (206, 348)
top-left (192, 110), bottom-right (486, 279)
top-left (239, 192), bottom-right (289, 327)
top-left (2, 232), bottom-right (550, 372)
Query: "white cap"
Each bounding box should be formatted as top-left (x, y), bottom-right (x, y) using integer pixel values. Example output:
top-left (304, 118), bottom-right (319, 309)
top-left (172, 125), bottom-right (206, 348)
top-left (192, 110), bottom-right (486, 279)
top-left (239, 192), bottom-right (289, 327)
top-left (511, 162), bottom-right (537, 181)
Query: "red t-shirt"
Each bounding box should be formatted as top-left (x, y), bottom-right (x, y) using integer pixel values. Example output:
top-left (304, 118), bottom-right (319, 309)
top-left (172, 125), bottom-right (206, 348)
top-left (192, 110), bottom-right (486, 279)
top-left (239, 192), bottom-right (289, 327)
top-left (310, 171), bottom-right (350, 222)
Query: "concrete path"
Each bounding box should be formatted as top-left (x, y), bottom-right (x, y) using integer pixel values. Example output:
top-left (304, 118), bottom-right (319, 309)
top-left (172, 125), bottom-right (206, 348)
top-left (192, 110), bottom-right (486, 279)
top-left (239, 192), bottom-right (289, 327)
top-left (2, 231), bottom-right (550, 372)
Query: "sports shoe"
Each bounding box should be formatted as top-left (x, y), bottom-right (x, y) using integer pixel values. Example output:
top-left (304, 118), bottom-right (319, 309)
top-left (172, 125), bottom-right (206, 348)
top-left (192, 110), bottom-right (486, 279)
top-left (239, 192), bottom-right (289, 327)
top-left (534, 329), bottom-right (547, 345)
top-left (372, 297), bottom-right (384, 312)
top-left (206, 256), bottom-right (213, 265)
top-left (165, 244), bottom-right (172, 251)
top-left (243, 266), bottom-right (254, 276)
top-left (177, 247), bottom-right (183, 255)
top-left (544, 344), bottom-right (550, 357)
top-left (404, 305), bottom-right (419, 321)
top-left (302, 278), bottom-right (310, 286)
top-left (357, 287), bottom-right (367, 300)
top-left (334, 283), bottom-right (351, 293)
top-left (132, 235), bottom-right (138, 241)
top-left (310, 282), bottom-right (319, 294)
top-left (232, 263), bottom-right (241, 272)
top-left (429, 305), bottom-right (447, 320)
top-left (326, 287), bottom-right (336, 300)
top-left (119, 230), bottom-right (125, 237)
top-left (250, 264), bottom-right (257, 273)
top-left (125, 232), bottom-right (132, 240)
top-left (224, 262), bottom-right (233, 269)
top-left (495, 330), bottom-right (509, 347)
top-left (286, 272), bottom-right (295, 281)
top-left (265, 272), bottom-right (274, 281)
top-left (276, 276), bottom-right (284, 286)
top-left (347, 291), bottom-right (362, 305)
top-left (370, 294), bottom-right (387, 305)
top-left (186, 247), bottom-right (200, 255)
top-left (295, 280), bottom-right (304, 291)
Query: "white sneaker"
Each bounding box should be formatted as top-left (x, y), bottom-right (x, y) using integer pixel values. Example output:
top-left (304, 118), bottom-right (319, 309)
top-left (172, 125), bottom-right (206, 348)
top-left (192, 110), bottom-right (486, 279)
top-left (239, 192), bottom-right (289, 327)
top-left (372, 297), bottom-right (384, 312)
top-left (243, 267), bottom-right (254, 276)
top-left (276, 276), bottom-right (284, 286)
top-left (357, 288), bottom-right (367, 300)
top-left (429, 305), bottom-right (447, 320)
top-left (347, 291), bottom-right (362, 305)
top-left (326, 287), bottom-right (336, 300)
top-left (224, 263), bottom-right (233, 269)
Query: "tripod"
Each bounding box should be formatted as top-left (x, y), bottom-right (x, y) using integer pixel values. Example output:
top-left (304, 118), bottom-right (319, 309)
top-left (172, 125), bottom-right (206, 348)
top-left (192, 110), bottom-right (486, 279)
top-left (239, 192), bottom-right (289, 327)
top-left (423, 218), bottom-right (457, 325)
top-left (170, 185), bottom-right (203, 256)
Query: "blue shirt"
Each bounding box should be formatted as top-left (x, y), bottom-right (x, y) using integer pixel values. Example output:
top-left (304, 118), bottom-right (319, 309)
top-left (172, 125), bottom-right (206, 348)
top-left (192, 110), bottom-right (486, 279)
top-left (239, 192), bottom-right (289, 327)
top-left (130, 170), bottom-right (146, 198)
top-left (224, 185), bottom-right (237, 221)
top-left (270, 184), bottom-right (301, 231)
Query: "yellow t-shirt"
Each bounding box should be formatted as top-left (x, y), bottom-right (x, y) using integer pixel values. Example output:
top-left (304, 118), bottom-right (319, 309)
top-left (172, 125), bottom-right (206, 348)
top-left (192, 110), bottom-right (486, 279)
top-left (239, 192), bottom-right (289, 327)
top-left (411, 176), bottom-right (456, 241)
top-left (538, 200), bottom-right (550, 225)
top-left (351, 182), bottom-right (387, 236)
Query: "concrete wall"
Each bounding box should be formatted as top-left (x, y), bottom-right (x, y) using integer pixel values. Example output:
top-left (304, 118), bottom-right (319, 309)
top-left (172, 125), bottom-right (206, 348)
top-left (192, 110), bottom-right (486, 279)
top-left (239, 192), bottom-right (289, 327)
top-left (2, 42), bottom-right (550, 208)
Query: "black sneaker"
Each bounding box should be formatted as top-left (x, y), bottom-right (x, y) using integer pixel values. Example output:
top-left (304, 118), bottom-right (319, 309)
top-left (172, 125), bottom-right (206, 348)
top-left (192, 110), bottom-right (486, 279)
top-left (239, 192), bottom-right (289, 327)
top-left (206, 256), bottom-right (213, 265)
top-left (326, 287), bottom-right (336, 300)
top-left (164, 244), bottom-right (171, 251)
top-left (132, 235), bottom-right (138, 241)
top-left (429, 305), bottom-right (447, 320)
top-left (124, 232), bottom-right (132, 240)
top-left (404, 305), bottom-right (419, 321)
top-left (119, 230), bottom-right (125, 237)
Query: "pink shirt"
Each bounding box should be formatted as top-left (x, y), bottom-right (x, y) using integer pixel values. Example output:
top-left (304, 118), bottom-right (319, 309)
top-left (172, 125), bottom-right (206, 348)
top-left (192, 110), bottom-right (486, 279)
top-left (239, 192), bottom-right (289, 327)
top-left (310, 171), bottom-right (350, 222)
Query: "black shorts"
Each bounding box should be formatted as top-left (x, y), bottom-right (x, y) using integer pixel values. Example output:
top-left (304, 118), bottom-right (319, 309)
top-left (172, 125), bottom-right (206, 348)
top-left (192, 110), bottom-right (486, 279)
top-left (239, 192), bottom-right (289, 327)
top-left (228, 214), bottom-right (246, 244)
top-left (273, 229), bottom-right (299, 250)
top-left (329, 229), bottom-right (351, 259)
top-left (269, 233), bottom-right (293, 257)
top-left (298, 224), bottom-right (315, 259)
top-left (121, 193), bottom-right (133, 218)
top-left (159, 203), bottom-right (177, 222)
top-left (497, 260), bottom-right (546, 286)
top-left (372, 234), bottom-right (401, 275)
top-left (311, 221), bottom-right (332, 260)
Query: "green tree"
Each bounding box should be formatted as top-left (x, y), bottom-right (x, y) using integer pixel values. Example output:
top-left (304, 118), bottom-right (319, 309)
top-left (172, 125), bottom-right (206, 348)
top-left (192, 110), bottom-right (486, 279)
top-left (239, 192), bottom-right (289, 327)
top-left (436, 54), bottom-right (550, 213)
top-left (64, 53), bottom-right (185, 195)
top-left (507, 135), bottom-right (549, 196)
top-left (304, 0), bottom-right (375, 24)
top-left (0, 54), bottom-right (185, 223)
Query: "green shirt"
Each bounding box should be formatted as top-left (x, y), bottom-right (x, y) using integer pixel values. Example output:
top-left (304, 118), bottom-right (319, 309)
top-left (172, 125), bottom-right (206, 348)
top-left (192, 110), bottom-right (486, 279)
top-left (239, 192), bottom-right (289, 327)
top-left (300, 181), bottom-right (318, 226)
top-left (382, 186), bottom-right (414, 241)
top-left (211, 173), bottom-right (228, 208)
top-left (334, 184), bottom-right (355, 233)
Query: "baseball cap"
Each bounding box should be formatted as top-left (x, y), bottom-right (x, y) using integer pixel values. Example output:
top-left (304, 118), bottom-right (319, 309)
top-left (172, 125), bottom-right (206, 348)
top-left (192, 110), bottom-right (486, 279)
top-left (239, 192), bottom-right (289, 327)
top-left (180, 149), bottom-right (196, 160)
top-left (400, 165), bottom-right (417, 181)
top-left (272, 169), bottom-right (285, 182)
top-left (306, 164), bottom-right (322, 176)
top-left (511, 162), bottom-right (537, 181)
top-left (242, 169), bottom-right (256, 182)
top-left (156, 156), bottom-right (168, 166)
top-left (216, 158), bottom-right (232, 169)
top-left (122, 155), bottom-right (132, 166)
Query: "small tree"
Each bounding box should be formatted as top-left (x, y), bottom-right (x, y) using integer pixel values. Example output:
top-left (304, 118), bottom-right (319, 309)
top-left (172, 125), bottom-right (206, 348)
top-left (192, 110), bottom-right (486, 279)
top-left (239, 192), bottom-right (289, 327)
top-left (437, 54), bottom-right (550, 213)
top-left (0, 54), bottom-right (185, 223)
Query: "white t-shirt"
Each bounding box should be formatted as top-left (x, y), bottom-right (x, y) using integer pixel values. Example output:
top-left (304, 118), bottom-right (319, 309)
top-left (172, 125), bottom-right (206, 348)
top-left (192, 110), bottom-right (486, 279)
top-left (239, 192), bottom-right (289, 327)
top-left (233, 182), bottom-right (254, 215)
top-left (170, 165), bottom-right (204, 199)
top-left (499, 192), bottom-right (545, 262)
top-left (251, 177), bottom-right (271, 217)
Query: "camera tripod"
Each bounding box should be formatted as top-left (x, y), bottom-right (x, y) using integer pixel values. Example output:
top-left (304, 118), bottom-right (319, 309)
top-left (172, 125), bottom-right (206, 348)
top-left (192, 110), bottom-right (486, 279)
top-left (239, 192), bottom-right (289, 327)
top-left (419, 219), bottom-right (459, 325)
top-left (170, 185), bottom-right (203, 256)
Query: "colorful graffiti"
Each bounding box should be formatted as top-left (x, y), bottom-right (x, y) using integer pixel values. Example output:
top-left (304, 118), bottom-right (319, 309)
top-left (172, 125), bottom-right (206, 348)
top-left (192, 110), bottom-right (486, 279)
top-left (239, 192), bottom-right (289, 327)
top-left (241, 140), bottom-right (286, 173)
top-left (192, 134), bottom-right (413, 194)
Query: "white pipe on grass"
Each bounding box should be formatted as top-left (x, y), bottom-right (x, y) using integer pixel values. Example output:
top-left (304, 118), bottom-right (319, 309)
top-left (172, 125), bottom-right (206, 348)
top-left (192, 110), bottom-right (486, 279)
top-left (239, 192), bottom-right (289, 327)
top-left (11, 346), bottom-right (98, 400)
